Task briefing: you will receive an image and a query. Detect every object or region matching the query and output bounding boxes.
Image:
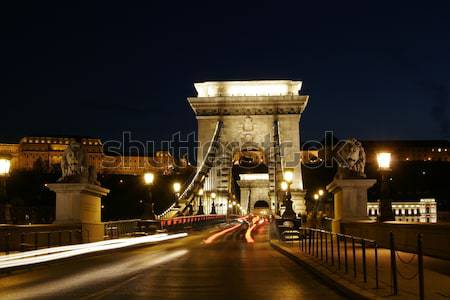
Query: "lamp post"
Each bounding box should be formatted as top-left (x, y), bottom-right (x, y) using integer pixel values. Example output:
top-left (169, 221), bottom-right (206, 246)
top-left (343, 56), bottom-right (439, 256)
top-left (210, 192), bottom-right (217, 214)
top-left (173, 182), bottom-right (181, 208)
top-left (377, 152), bottom-right (394, 222)
top-left (0, 156), bottom-right (12, 224)
top-left (142, 172), bottom-right (155, 219)
top-left (196, 189), bottom-right (204, 215)
top-left (281, 170), bottom-right (296, 219)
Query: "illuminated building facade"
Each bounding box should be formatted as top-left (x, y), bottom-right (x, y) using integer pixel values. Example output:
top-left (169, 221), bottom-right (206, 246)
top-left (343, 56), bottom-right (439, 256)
top-left (367, 199), bottom-right (437, 223)
top-left (0, 136), bottom-right (177, 175)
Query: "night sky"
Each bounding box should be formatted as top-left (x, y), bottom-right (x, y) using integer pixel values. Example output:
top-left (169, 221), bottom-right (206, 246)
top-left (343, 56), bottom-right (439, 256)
top-left (1, 1), bottom-right (450, 145)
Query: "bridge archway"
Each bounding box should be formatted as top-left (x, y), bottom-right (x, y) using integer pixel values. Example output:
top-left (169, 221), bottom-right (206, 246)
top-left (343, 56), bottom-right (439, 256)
top-left (185, 80), bottom-right (308, 217)
top-left (254, 200), bottom-right (270, 209)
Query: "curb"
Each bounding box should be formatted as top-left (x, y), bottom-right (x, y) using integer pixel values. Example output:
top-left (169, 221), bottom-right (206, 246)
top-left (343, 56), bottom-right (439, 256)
top-left (270, 240), bottom-right (378, 300)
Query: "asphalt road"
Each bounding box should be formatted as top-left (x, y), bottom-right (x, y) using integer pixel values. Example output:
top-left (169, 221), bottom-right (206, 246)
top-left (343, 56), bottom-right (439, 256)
top-left (0, 222), bottom-right (345, 300)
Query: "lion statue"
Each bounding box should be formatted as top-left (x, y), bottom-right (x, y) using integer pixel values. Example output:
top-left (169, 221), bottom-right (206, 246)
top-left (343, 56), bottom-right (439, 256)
top-left (334, 138), bottom-right (366, 179)
top-left (57, 140), bottom-right (99, 185)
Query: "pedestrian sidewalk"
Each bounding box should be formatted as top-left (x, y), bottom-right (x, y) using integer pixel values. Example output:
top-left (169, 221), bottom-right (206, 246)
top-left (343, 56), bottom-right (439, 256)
top-left (271, 239), bottom-right (450, 300)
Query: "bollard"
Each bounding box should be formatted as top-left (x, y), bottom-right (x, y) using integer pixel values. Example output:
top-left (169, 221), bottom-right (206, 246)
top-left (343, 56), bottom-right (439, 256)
top-left (417, 234), bottom-right (424, 300)
top-left (352, 237), bottom-right (357, 278)
top-left (389, 232), bottom-right (398, 296)
top-left (362, 239), bottom-right (367, 283)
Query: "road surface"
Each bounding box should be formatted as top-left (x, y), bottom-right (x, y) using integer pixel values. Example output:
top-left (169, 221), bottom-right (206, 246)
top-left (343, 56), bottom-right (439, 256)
top-left (0, 222), bottom-right (345, 300)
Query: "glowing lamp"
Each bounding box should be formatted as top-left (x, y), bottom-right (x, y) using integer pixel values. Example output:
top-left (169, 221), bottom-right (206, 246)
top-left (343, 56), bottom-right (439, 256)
top-left (281, 181), bottom-right (288, 191)
top-left (314, 194), bottom-right (319, 200)
top-left (377, 152), bottom-right (391, 170)
top-left (173, 182), bottom-right (181, 193)
top-left (283, 171), bottom-right (294, 183)
top-left (143, 172), bottom-right (154, 185)
top-left (198, 189), bottom-right (204, 196)
top-left (318, 189), bottom-right (324, 196)
top-left (211, 192), bottom-right (216, 199)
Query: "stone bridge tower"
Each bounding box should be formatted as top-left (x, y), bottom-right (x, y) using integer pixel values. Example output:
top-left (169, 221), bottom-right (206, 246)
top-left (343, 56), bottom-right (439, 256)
top-left (188, 80), bottom-right (309, 216)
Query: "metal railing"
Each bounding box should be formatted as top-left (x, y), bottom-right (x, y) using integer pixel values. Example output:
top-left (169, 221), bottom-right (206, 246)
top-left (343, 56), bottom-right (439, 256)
top-left (297, 227), bottom-right (379, 288)
top-left (17, 229), bottom-right (82, 252)
top-left (160, 215), bottom-right (226, 230)
top-left (288, 227), bottom-right (426, 300)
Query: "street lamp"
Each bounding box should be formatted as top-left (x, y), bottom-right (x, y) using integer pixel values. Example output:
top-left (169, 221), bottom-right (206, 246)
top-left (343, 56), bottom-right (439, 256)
top-left (196, 188), bottom-right (204, 215)
top-left (281, 170), bottom-right (296, 219)
top-left (173, 182), bottom-right (181, 208)
top-left (210, 192), bottom-right (217, 214)
top-left (0, 156), bottom-right (12, 224)
top-left (142, 172), bottom-right (155, 219)
top-left (377, 152), bottom-right (394, 222)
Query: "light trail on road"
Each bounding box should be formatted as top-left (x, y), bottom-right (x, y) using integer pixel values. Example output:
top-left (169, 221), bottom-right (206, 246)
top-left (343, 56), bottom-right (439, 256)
top-left (245, 224), bottom-right (256, 243)
top-left (204, 224), bottom-right (241, 244)
top-left (0, 233), bottom-right (187, 271)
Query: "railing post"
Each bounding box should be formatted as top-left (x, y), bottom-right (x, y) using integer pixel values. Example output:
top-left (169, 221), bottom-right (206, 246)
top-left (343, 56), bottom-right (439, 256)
top-left (325, 231), bottom-right (328, 264)
top-left (69, 231), bottom-right (73, 244)
top-left (34, 232), bottom-right (39, 250)
top-left (300, 228), bottom-right (304, 252)
top-left (375, 242), bottom-right (379, 289)
top-left (362, 239), bottom-right (367, 283)
top-left (308, 229), bottom-right (311, 255)
top-left (337, 234), bottom-right (341, 270)
top-left (417, 233), bottom-right (424, 300)
top-left (59, 231), bottom-right (63, 246)
top-left (47, 232), bottom-right (51, 248)
top-left (316, 230), bottom-right (319, 257)
top-left (5, 233), bottom-right (10, 255)
top-left (330, 232), bottom-right (334, 266)
top-left (320, 230), bottom-right (323, 260)
top-left (389, 232), bottom-right (398, 296)
top-left (20, 233), bottom-right (25, 252)
top-left (352, 237), bottom-right (357, 278)
top-left (344, 236), bottom-right (348, 273)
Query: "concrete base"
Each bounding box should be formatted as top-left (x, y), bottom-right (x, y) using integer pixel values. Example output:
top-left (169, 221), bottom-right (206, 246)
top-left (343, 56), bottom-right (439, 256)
top-left (326, 179), bottom-right (376, 233)
top-left (47, 183), bottom-right (110, 242)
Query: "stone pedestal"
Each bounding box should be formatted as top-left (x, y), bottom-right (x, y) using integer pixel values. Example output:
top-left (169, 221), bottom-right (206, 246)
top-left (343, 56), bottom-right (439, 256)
top-left (47, 183), bottom-right (110, 242)
top-left (326, 179), bottom-right (376, 233)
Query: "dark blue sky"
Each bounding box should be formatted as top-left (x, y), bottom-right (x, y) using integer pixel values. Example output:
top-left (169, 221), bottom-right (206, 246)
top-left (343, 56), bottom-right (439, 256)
top-left (1, 1), bottom-right (449, 144)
